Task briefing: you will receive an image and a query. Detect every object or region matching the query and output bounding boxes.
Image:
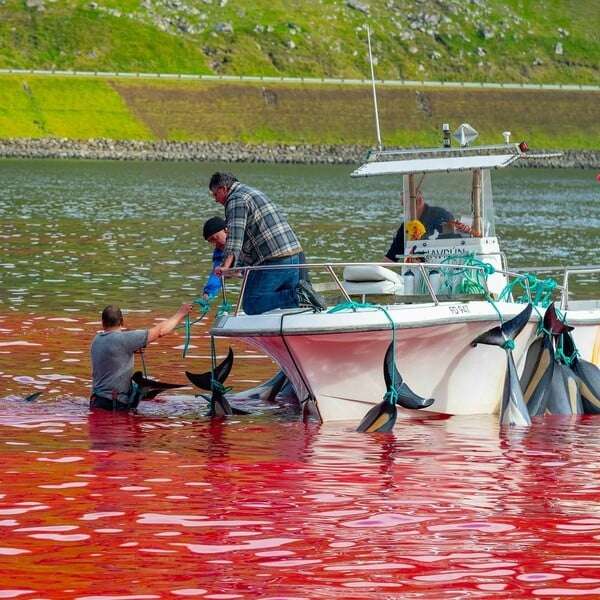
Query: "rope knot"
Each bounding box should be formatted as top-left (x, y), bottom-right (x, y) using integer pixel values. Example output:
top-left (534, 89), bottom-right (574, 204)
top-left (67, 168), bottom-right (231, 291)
top-left (211, 379), bottom-right (232, 394)
top-left (384, 388), bottom-right (399, 405)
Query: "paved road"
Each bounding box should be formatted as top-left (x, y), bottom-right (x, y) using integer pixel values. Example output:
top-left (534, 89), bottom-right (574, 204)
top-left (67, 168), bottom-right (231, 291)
top-left (1, 68), bottom-right (598, 91)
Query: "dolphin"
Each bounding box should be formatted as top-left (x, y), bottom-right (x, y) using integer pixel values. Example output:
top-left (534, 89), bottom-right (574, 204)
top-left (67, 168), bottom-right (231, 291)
top-left (185, 347), bottom-right (234, 392)
top-left (559, 331), bottom-right (600, 414)
top-left (21, 392), bottom-right (43, 402)
top-left (519, 336), bottom-right (553, 416)
top-left (471, 304), bottom-right (533, 426)
top-left (356, 399), bottom-right (398, 433)
top-left (186, 347), bottom-right (236, 416)
top-left (356, 342), bottom-right (435, 433)
top-left (383, 343), bottom-right (435, 411)
top-left (131, 372), bottom-right (185, 398)
top-left (545, 360), bottom-right (583, 415)
top-left (129, 371), bottom-right (186, 407)
top-left (519, 303), bottom-right (573, 416)
top-left (572, 359), bottom-right (600, 414)
top-left (226, 369), bottom-right (292, 404)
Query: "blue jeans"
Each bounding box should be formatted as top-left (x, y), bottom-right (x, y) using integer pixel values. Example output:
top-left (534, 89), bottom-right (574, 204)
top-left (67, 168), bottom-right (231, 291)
top-left (242, 254), bottom-right (300, 315)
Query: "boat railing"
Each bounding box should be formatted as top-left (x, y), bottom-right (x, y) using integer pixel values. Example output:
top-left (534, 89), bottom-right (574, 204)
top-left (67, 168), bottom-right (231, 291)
top-left (511, 264), bottom-right (600, 311)
top-left (221, 260), bottom-right (573, 317)
top-left (562, 266), bottom-right (600, 310)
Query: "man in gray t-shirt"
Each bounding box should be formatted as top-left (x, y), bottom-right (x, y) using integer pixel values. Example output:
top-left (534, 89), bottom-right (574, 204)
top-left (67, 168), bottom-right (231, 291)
top-left (90, 302), bottom-right (193, 410)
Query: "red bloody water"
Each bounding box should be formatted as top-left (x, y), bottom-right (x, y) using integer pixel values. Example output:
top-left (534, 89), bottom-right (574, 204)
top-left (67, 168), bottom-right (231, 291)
top-left (2, 313), bottom-right (600, 598)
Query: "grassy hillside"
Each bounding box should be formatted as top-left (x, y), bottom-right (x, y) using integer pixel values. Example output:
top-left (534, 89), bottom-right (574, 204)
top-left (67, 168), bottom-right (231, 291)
top-left (1, 73), bottom-right (598, 150)
top-left (0, 0), bottom-right (598, 85)
top-left (0, 1), bottom-right (598, 150)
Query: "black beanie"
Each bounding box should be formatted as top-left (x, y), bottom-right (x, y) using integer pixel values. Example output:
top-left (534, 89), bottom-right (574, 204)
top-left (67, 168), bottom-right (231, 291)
top-left (203, 216), bottom-right (226, 240)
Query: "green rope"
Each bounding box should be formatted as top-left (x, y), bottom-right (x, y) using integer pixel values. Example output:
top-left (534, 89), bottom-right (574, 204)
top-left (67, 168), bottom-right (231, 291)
top-left (178, 298), bottom-right (212, 358)
top-left (216, 299), bottom-right (233, 316)
top-left (551, 305), bottom-right (579, 366)
top-left (208, 334), bottom-right (232, 395)
top-left (435, 253), bottom-right (560, 327)
top-left (140, 350), bottom-right (148, 377)
top-left (210, 334), bottom-right (217, 371)
top-left (497, 272), bottom-right (557, 308)
top-left (442, 253), bottom-right (507, 323)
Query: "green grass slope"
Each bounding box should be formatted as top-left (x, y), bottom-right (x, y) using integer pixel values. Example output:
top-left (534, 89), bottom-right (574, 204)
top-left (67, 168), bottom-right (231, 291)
top-left (1, 74), bottom-right (598, 150)
top-left (0, 0), bottom-right (598, 149)
top-left (1, 0), bottom-right (598, 84)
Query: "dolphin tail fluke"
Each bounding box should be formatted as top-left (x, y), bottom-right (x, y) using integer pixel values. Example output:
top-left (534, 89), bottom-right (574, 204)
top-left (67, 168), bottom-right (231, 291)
top-left (213, 347), bottom-right (234, 383)
top-left (471, 304), bottom-right (532, 348)
top-left (396, 382), bottom-right (435, 410)
top-left (561, 332), bottom-right (577, 361)
top-left (471, 303), bottom-right (533, 349)
top-left (185, 347), bottom-right (235, 391)
top-left (544, 302), bottom-right (574, 337)
top-left (130, 371), bottom-right (185, 403)
top-left (383, 342), bottom-right (435, 410)
top-left (186, 348), bottom-right (235, 417)
top-left (185, 370), bottom-right (212, 390)
top-left (131, 371), bottom-right (185, 391)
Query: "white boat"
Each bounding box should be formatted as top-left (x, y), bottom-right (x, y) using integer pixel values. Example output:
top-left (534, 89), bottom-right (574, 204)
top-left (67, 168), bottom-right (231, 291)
top-left (210, 126), bottom-right (600, 426)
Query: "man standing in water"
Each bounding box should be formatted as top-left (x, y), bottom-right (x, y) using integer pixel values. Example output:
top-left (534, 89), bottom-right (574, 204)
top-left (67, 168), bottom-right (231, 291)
top-left (208, 171), bottom-right (326, 315)
top-left (90, 302), bottom-right (193, 411)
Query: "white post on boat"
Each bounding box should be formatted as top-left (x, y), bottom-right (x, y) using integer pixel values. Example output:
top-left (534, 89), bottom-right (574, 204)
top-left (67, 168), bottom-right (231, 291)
top-left (409, 174), bottom-right (417, 220)
top-left (367, 26), bottom-right (382, 152)
top-left (472, 169), bottom-right (483, 237)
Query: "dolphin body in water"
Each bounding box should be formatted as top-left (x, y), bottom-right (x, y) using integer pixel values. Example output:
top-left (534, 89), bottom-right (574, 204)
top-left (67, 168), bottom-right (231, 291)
top-left (21, 392), bottom-right (43, 402)
top-left (471, 303), bottom-right (533, 426)
top-left (187, 350), bottom-right (300, 416)
top-left (225, 369), bottom-right (293, 404)
top-left (356, 342), bottom-right (435, 433)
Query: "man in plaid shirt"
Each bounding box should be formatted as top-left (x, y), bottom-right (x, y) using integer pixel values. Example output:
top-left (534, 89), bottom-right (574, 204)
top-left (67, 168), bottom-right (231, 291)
top-left (209, 171), bottom-right (326, 315)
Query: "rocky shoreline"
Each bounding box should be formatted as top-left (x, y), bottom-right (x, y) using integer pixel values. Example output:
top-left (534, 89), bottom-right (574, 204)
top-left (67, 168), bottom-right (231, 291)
top-left (0, 137), bottom-right (598, 168)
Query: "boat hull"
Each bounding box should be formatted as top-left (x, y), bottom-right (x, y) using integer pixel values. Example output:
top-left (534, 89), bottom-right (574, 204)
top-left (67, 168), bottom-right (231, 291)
top-left (211, 300), bottom-right (600, 422)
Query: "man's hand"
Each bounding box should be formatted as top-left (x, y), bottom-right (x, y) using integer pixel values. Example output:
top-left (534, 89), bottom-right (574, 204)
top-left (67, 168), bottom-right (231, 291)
top-left (215, 255), bottom-right (234, 278)
top-left (177, 301), bottom-right (194, 318)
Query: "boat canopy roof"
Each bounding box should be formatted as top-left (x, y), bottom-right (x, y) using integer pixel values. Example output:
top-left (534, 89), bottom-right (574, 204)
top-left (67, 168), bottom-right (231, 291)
top-left (351, 153), bottom-right (520, 178)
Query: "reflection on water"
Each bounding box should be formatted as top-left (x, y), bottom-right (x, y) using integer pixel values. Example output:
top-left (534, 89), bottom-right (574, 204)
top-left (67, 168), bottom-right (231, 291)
top-left (1, 159), bottom-right (599, 314)
top-left (2, 408), bottom-right (600, 597)
top-left (1, 159), bottom-right (600, 597)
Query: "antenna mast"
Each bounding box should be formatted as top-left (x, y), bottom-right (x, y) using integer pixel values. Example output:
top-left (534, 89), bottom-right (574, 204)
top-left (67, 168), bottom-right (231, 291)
top-left (367, 27), bottom-right (382, 151)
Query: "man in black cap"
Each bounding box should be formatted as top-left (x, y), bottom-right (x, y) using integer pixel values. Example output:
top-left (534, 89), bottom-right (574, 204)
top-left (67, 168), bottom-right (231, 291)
top-left (202, 216), bottom-right (227, 301)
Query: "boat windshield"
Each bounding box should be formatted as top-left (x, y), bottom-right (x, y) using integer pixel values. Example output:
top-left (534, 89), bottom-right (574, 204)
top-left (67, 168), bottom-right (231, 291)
top-left (401, 169), bottom-right (496, 247)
